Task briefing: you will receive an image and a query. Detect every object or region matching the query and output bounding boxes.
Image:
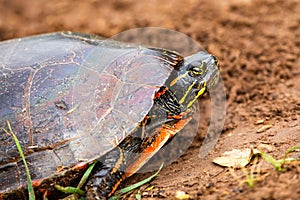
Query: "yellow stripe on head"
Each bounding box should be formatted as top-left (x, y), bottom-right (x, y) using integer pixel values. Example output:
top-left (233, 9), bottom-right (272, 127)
top-left (187, 83), bottom-right (206, 108)
top-left (179, 81), bottom-right (196, 104)
top-left (170, 71), bottom-right (189, 87)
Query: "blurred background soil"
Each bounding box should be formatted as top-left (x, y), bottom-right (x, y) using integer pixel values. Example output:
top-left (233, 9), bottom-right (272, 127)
top-left (0, 0), bottom-right (299, 199)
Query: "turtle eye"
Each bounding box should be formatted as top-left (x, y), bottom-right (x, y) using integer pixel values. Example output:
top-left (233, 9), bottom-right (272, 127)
top-left (190, 66), bottom-right (202, 74)
top-left (188, 61), bottom-right (207, 76)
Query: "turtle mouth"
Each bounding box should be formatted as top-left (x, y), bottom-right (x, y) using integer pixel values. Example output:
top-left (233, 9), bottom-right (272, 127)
top-left (206, 55), bottom-right (220, 90)
top-left (207, 69), bottom-right (220, 89)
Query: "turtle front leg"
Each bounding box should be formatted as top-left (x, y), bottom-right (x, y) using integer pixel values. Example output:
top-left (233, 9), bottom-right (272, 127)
top-left (85, 136), bottom-right (143, 199)
top-left (85, 147), bottom-right (126, 200)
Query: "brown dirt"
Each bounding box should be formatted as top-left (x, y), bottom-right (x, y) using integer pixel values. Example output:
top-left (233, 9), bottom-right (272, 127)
top-left (0, 0), bottom-right (299, 199)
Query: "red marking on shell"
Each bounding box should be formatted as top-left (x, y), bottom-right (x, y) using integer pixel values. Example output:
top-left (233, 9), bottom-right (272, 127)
top-left (31, 179), bottom-right (44, 187)
top-left (73, 162), bottom-right (88, 170)
top-left (154, 87), bottom-right (168, 99)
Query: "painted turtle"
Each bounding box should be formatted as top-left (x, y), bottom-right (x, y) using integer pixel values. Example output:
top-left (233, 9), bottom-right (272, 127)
top-left (0, 32), bottom-right (219, 199)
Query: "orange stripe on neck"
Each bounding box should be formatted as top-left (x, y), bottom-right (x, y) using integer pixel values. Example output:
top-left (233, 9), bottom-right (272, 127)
top-left (125, 116), bottom-right (192, 177)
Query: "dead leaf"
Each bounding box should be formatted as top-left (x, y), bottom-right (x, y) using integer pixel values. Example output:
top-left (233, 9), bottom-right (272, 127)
top-left (213, 148), bottom-right (260, 168)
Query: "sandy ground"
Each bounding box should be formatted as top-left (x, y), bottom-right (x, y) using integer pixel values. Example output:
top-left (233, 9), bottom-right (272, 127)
top-left (0, 0), bottom-right (299, 199)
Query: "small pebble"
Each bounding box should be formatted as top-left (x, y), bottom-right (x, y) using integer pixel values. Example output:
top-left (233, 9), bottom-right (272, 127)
top-left (256, 119), bottom-right (265, 124)
top-left (175, 190), bottom-right (190, 200)
top-left (256, 125), bottom-right (273, 133)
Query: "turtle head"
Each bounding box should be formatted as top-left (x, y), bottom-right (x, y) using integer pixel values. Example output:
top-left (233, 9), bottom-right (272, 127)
top-left (168, 51), bottom-right (219, 110)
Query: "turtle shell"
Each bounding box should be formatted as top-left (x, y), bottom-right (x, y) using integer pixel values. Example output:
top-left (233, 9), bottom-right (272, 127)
top-left (0, 32), bottom-right (183, 197)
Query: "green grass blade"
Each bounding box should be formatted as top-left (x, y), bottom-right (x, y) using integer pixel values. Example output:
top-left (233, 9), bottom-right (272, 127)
top-left (2, 121), bottom-right (35, 200)
top-left (135, 190), bottom-right (141, 200)
top-left (55, 185), bottom-right (85, 196)
top-left (56, 161), bottom-right (96, 199)
top-left (77, 161), bottom-right (97, 189)
top-left (241, 166), bottom-right (254, 188)
top-left (285, 143), bottom-right (300, 155)
top-left (282, 143), bottom-right (300, 164)
top-left (109, 163), bottom-right (164, 200)
top-left (260, 151), bottom-right (283, 171)
top-left (284, 144), bottom-right (300, 158)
